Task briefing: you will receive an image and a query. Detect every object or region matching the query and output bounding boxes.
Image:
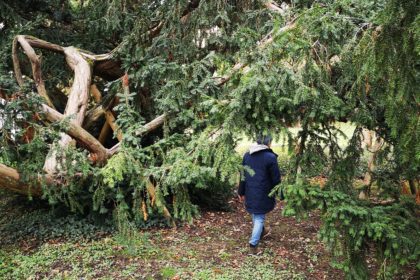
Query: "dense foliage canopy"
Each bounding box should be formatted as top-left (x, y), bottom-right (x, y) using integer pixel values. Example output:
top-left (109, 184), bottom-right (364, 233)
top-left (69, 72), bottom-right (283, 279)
top-left (0, 0), bottom-right (418, 278)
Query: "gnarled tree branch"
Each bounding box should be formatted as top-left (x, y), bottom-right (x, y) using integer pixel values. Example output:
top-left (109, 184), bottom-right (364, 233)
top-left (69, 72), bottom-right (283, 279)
top-left (41, 104), bottom-right (108, 163)
top-left (107, 114), bottom-right (167, 156)
top-left (0, 97), bottom-right (108, 164)
top-left (43, 46), bottom-right (93, 175)
top-left (13, 35), bottom-right (55, 108)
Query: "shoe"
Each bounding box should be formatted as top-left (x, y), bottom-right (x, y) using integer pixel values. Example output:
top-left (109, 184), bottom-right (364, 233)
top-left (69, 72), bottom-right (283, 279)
top-left (248, 244), bottom-right (261, 256)
top-left (260, 226), bottom-right (271, 240)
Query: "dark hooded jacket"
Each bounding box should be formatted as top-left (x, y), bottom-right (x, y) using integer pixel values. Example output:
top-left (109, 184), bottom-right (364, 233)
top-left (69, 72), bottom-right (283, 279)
top-left (238, 144), bottom-right (281, 214)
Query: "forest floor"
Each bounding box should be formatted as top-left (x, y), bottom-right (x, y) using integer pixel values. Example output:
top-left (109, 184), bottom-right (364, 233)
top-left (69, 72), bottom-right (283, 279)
top-left (0, 191), bottom-right (417, 280)
top-left (0, 191), bottom-right (341, 280)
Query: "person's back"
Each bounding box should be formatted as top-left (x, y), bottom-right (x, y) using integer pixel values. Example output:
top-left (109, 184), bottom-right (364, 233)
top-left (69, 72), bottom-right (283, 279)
top-left (238, 135), bottom-right (281, 254)
top-left (242, 146), bottom-right (279, 213)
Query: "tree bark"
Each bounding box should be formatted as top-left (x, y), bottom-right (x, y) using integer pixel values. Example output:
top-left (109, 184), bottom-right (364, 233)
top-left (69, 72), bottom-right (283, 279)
top-left (93, 60), bottom-right (124, 81)
top-left (90, 85), bottom-right (122, 141)
top-left (98, 121), bottom-right (112, 144)
top-left (13, 35), bottom-right (55, 108)
top-left (83, 104), bottom-right (106, 129)
top-left (359, 129), bottom-right (383, 199)
top-left (145, 179), bottom-right (174, 225)
top-left (0, 163), bottom-right (43, 196)
top-left (108, 114), bottom-right (167, 156)
top-left (43, 46), bottom-right (92, 175)
top-left (41, 104), bottom-right (108, 163)
top-left (264, 1), bottom-right (287, 15)
top-left (13, 35), bottom-right (123, 84)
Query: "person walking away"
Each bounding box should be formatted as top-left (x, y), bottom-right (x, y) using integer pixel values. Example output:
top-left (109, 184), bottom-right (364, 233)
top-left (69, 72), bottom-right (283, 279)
top-left (238, 134), bottom-right (281, 254)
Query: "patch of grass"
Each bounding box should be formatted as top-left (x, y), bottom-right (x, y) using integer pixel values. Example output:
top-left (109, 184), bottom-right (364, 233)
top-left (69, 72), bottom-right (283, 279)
top-left (218, 250), bottom-right (232, 261)
top-left (0, 191), bottom-right (112, 248)
top-left (1, 234), bottom-right (306, 279)
top-left (160, 266), bottom-right (177, 279)
top-left (179, 255), bottom-right (305, 280)
top-left (0, 240), bottom-right (116, 279)
top-left (114, 231), bottom-right (164, 260)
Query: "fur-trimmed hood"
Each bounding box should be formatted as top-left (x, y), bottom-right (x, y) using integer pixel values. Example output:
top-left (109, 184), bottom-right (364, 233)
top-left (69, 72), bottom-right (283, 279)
top-left (249, 144), bottom-right (270, 154)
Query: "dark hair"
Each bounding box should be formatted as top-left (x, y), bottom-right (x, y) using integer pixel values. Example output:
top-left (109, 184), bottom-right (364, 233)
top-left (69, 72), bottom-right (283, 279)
top-left (256, 134), bottom-right (272, 145)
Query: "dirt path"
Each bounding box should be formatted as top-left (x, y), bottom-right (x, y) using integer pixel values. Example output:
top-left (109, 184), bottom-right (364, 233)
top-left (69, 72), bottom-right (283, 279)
top-left (160, 199), bottom-right (344, 279)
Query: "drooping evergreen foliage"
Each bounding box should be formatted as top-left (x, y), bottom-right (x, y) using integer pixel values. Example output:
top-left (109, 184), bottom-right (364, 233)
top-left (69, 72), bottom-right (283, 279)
top-left (0, 0), bottom-right (418, 278)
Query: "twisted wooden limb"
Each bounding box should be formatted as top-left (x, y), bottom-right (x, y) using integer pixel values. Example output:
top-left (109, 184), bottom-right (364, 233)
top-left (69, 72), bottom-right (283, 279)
top-left (43, 47), bottom-right (93, 175)
top-left (90, 84), bottom-right (111, 143)
top-left (1, 96), bottom-right (108, 164)
top-left (12, 35), bottom-right (55, 108)
top-left (83, 90), bottom-right (117, 130)
top-left (41, 104), bottom-right (108, 163)
top-left (263, 1), bottom-right (287, 15)
top-left (108, 114), bottom-right (167, 156)
top-left (11, 35), bottom-right (119, 173)
top-left (12, 35), bottom-right (122, 88)
top-left (84, 105), bottom-right (106, 129)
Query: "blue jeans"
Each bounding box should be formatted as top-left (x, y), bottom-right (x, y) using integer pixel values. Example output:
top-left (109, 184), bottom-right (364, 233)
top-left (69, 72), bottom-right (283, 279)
top-left (249, 213), bottom-right (265, 246)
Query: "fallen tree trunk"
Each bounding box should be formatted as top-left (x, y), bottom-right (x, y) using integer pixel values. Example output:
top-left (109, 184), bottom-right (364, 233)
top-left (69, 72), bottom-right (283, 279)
top-left (359, 129), bottom-right (384, 199)
top-left (0, 163), bottom-right (43, 196)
